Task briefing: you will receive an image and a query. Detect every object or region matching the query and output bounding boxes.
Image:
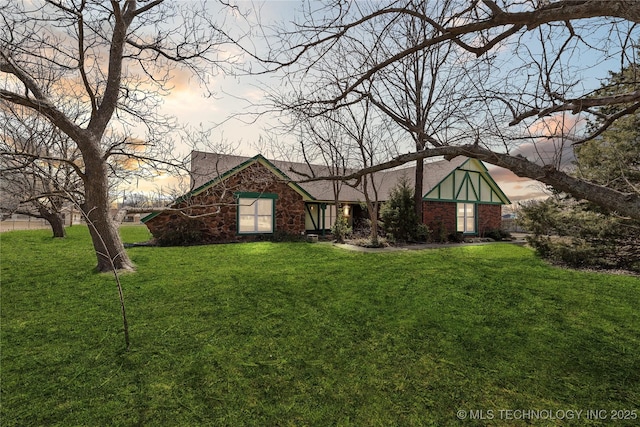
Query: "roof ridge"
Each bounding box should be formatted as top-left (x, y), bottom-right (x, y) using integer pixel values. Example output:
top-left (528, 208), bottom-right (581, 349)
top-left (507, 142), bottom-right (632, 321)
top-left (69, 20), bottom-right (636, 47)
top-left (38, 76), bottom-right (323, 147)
top-left (192, 150), bottom-right (462, 174)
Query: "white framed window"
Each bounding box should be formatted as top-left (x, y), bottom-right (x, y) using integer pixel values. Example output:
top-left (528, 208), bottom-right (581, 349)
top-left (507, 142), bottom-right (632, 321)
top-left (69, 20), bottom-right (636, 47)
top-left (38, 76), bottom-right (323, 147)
top-left (457, 203), bottom-right (475, 233)
top-left (237, 196), bottom-right (275, 234)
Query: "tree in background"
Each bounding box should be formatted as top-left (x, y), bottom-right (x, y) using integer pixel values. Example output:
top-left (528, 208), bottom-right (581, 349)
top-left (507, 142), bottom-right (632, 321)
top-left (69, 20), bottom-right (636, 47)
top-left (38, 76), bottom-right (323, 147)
top-left (346, 100), bottom-right (391, 245)
top-left (269, 83), bottom-right (396, 245)
top-left (520, 61), bottom-right (640, 272)
top-left (1, 158), bottom-right (73, 239)
top-left (1, 103), bottom-right (84, 238)
top-left (358, 0), bottom-right (478, 220)
top-left (1, 1), bottom-right (238, 272)
top-left (260, 0), bottom-right (640, 220)
top-left (575, 63), bottom-right (640, 195)
top-left (519, 197), bottom-right (640, 272)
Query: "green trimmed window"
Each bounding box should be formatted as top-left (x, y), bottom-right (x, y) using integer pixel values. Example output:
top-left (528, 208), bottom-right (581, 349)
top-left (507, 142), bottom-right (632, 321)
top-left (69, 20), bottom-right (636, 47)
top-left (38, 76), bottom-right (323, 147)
top-left (457, 203), bottom-right (475, 234)
top-left (237, 193), bottom-right (277, 234)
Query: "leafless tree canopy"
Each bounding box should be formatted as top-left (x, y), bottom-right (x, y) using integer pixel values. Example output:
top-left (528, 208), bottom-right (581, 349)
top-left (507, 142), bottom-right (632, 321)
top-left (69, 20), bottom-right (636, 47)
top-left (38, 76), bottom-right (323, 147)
top-left (259, 0), bottom-right (640, 219)
top-left (266, 0), bottom-right (639, 118)
top-left (1, 0), bottom-right (241, 271)
top-left (0, 102), bottom-right (84, 237)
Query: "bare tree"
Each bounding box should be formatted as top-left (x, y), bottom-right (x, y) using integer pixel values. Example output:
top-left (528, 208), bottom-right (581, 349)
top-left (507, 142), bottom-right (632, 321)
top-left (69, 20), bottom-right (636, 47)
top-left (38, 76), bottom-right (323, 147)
top-left (0, 173), bottom-right (68, 238)
top-left (258, 0), bottom-right (640, 219)
top-left (1, 104), bottom-right (83, 237)
top-left (1, 0), bottom-right (239, 271)
top-left (334, 97), bottom-right (393, 244)
top-left (359, 0), bottom-right (481, 219)
top-left (290, 107), bottom-right (354, 242)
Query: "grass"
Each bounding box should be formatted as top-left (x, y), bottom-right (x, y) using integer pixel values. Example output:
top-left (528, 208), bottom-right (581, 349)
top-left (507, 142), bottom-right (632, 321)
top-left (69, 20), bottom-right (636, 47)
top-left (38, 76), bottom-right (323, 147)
top-left (1, 226), bottom-right (639, 426)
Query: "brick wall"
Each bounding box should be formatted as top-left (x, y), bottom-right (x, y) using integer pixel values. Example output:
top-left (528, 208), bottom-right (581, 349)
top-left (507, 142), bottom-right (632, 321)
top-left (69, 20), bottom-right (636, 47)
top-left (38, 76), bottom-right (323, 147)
top-left (422, 201), bottom-right (503, 236)
top-left (422, 201), bottom-right (457, 235)
top-left (145, 162), bottom-right (306, 244)
top-left (477, 203), bottom-right (502, 234)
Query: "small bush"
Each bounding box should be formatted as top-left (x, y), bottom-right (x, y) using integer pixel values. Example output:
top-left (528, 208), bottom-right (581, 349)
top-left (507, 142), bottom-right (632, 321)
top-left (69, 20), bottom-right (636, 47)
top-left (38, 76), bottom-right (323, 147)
top-left (380, 178), bottom-right (419, 242)
top-left (483, 229), bottom-right (512, 241)
top-left (525, 235), bottom-right (553, 258)
top-left (331, 213), bottom-right (352, 243)
top-left (416, 224), bottom-right (431, 242)
top-left (553, 240), bottom-right (600, 267)
top-left (156, 219), bottom-right (205, 246)
top-left (351, 217), bottom-right (383, 240)
top-left (521, 198), bottom-right (640, 272)
top-left (447, 232), bottom-right (465, 243)
top-left (351, 237), bottom-right (391, 248)
top-left (527, 236), bottom-right (601, 268)
top-left (430, 220), bottom-right (449, 243)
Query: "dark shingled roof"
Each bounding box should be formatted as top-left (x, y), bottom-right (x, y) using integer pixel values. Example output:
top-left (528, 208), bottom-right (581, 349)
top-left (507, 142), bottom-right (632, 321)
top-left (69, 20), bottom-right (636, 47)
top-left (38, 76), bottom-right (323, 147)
top-left (190, 150), bottom-right (470, 202)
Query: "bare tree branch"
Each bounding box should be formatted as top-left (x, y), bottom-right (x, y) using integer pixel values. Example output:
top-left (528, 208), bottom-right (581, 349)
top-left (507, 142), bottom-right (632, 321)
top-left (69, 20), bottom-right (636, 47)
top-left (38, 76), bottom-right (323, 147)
top-left (294, 144), bottom-right (640, 220)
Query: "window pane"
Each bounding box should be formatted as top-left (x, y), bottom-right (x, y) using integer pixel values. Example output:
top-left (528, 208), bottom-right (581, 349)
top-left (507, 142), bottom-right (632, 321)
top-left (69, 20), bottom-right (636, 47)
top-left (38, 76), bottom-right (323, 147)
top-left (466, 218), bottom-right (475, 232)
top-left (239, 198), bottom-right (257, 215)
top-left (325, 205), bottom-right (336, 228)
top-left (457, 217), bottom-right (465, 231)
top-left (257, 199), bottom-right (272, 215)
top-left (466, 204), bottom-right (474, 215)
top-left (257, 215), bottom-right (273, 232)
top-left (239, 215), bottom-right (255, 232)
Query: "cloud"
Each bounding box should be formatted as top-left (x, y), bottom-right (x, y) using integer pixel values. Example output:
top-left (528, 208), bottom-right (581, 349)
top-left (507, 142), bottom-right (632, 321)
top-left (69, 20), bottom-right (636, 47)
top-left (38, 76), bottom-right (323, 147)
top-left (478, 113), bottom-right (590, 202)
top-left (512, 140), bottom-right (576, 170)
top-left (165, 68), bottom-right (199, 93)
top-left (500, 112), bottom-right (586, 173)
top-left (487, 164), bottom-right (549, 202)
top-left (527, 112), bottom-right (585, 138)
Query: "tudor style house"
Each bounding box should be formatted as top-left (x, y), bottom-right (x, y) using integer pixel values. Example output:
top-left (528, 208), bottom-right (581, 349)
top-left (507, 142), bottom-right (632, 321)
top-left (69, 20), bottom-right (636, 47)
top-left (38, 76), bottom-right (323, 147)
top-left (142, 150), bottom-right (510, 243)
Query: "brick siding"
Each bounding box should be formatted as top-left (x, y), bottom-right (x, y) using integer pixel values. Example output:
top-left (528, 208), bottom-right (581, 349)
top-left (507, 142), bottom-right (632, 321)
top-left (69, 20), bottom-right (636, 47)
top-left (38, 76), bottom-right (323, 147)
top-left (477, 203), bottom-right (502, 234)
top-left (422, 201), bottom-right (503, 236)
top-left (422, 201), bottom-right (457, 235)
top-left (145, 162), bottom-right (306, 243)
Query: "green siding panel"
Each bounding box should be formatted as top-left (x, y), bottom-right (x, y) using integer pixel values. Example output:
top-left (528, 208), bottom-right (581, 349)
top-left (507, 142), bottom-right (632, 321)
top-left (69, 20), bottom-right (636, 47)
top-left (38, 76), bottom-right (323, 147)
top-left (423, 159), bottom-right (510, 204)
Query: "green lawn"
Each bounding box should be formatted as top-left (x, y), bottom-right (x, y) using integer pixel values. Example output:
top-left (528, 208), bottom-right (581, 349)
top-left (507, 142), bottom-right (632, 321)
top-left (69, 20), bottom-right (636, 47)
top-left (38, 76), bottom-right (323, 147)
top-left (1, 226), bottom-right (639, 426)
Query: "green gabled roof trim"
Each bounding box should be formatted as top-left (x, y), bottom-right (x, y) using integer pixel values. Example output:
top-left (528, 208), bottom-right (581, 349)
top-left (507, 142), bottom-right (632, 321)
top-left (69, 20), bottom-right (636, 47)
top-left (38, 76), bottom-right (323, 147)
top-left (253, 155), bottom-right (316, 201)
top-left (454, 171), bottom-right (481, 201)
top-left (141, 154), bottom-right (315, 223)
top-left (235, 192), bottom-right (279, 199)
top-left (140, 210), bottom-right (163, 223)
top-left (422, 158), bottom-right (511, 205)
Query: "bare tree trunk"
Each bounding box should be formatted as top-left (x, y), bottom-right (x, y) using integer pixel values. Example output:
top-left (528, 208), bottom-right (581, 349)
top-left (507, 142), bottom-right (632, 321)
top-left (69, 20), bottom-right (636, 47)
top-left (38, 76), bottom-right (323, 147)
top-left (15, 208), bottom-right (66, 238)
top-left (84, 209), bottom-right (133, 272)
top-left (44, 212), bottom-right (66, 238)
top-left (333, 192), bottom-right (345, 244)
top-left (368, 200), bottom-right (379, 243)
top-left (414, 158), bottom-right (424, 221)
top-left (82, 153), bottom-right (134, 272)
top-left (361, 174), bottom-right (380, 244)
